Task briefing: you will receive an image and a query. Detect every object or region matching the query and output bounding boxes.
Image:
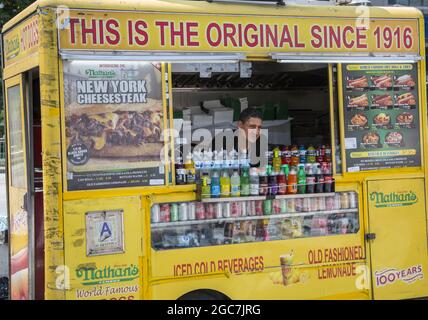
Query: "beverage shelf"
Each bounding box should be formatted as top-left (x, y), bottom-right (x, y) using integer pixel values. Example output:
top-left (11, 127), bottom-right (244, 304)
top-left (151, 208), bottom-right (358, 229)
top-left (200, 192), bottom-right (336, 203)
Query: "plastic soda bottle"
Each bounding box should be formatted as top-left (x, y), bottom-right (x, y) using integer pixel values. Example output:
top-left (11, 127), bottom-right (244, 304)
top-left (287, 167), bottom-right (298, 194)
top-left (220, 170), bottom-right (231, 197)
top-left (231, 170), bottom-right (241, 197)
top-left (211, 170), bottom-right (221, 198)
top-left (307, 145), bottom-right (316, 163)
top-left (272, 147), bottom-right (282, 173)
top-left (250, 168), bottom-right (260, 196)
top-left (299, 145), bottom-right (307, 164)
top-left (281, 164), bottom-right (289, 180)
top-left (290, 145), bottom-right (300, 167)
top-left (281, 146), bottom-right (291, 165)
top-left (297, 164), bottom-right (306, 194)
top-left (201, 174), bottom-right (211, 199)
top-left (240, 168), bottom-right (250, 196)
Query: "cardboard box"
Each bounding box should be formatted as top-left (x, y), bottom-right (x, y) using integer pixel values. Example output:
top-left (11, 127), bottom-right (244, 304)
top-left (192, 114), bottom-right (213, 128)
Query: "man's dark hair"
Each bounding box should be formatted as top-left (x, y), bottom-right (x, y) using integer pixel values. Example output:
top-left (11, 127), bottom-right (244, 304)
top-left (239, 107), bottom-right (263, 123)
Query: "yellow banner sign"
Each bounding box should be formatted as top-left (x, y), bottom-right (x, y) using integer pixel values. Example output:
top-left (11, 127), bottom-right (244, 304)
top-left (3, 14), bottom-right (39, 66)
top-left (58, 10), bottom-right (419, 55)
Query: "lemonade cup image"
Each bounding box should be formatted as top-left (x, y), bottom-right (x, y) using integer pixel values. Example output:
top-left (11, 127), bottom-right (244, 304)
top-left (280, 251), bottom-right (294, 286)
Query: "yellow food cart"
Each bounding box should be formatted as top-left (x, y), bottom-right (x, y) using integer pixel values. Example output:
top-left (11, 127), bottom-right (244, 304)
top-left (2, 0), bottom-right (427, 300)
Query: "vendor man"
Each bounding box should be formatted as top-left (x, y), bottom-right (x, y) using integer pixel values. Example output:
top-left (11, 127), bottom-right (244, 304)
top-left (212, 107), bottom-right (265, 167)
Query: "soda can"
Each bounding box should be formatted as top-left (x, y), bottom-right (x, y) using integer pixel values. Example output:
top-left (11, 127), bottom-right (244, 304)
top-left (303, 198), bottom-right (310, 212)
top-left (188, 202), bottom-right (196, 220)
top-left (178, 203), bottom-right (188, 221)
top-left (215, 203), bottom-right (223, 219)
top-left (295, 198), bottom-right (303, 212)
top-left (249, 201), bottom-right (256, 216)
top-left (273, 199), bottom-right (281, 214)
top-left (223, 202), bottom-right (231, 218)
top-left (255, 200), bottom-right (264, 216)
top-left (160, 204), bottom-right (170, 222)
top-left (280, 199), bottom-right (287, 213)
top-left (325, 196), bottom-right (334, 211)
top-left (151, 204), bottom-right (161, 223)
top-left (206, 203), bottom-right (215, 219)
top-left (196, 202), bottom-right (206, 220)
top-left (287, 198), bottom-right (296, 213)
top-left (231, 202), bottom-right (241, 217)
top-left (241, 201), bottom-right (247, 217)
top-left (170, 203), bottom-right (179, 222)
top-left (340, 192), bottom-right (350, 209)
top-left (309, 198), bottom-right (318, 212)
top-left (348, 192), bottom-right (357, 209)
top-left (334, 193), bottom-right (341, 210)
top-left (318, 196), bottom-right (326, 211)
top-left (264, 200), bottom-right (272, 215)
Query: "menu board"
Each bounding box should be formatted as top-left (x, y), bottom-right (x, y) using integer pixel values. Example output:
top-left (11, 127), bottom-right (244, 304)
top-left (63, 61), bottom-right (166, 190)
top-left (341, 64), bottom-right (421, 172)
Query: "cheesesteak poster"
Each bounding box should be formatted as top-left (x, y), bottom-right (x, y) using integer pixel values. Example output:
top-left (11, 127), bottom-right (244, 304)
top-left (63, 61), bottom-right (165, 190)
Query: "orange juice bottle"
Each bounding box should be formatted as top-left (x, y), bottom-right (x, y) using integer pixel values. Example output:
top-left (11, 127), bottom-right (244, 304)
top-left (290, 145), bottom-right (300, 167)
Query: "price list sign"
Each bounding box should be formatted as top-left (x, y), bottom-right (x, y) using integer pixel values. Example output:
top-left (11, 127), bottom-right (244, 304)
top-left (341, 64), bottom-right (421, 172)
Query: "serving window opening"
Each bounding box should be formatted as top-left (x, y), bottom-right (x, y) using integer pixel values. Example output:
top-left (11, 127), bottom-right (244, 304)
top-left (149, 60), bottom-right (359, 251)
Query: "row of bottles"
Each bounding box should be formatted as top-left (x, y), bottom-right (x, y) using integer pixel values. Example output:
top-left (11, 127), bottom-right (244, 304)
top-left (198, 162), bottom-right (334, 199)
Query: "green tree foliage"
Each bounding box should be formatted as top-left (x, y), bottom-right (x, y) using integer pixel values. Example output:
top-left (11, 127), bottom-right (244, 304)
top-left (0, 0), bottom-right (36, 137)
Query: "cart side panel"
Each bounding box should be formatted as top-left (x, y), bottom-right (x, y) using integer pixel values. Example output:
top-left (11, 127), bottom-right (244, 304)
top-left (63, 196), bottom-right (143, 300)
top-left (38, 7), bottom-right (65, 300)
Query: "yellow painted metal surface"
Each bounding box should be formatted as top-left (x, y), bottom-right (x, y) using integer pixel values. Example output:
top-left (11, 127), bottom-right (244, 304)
top-left (3, 14), bottom-right (39, 67)
top-left (148, 185), bottom-right (371, 300)
top-left (367, 178), bottom-right (428, 299)
top-left (4, 75), bottom-right (30, 300)
top-left (63, 196), bottom-right (143, 300)
top-left (1, 0), bottom-right (428, 301)
top-left (58, 10), bottom-right (419, 55)
top-left (38, 8), bottom-right (65, 299)
top-left (2, 0), bottom-right (423, 34)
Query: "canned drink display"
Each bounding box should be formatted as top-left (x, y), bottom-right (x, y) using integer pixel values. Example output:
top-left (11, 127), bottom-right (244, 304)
top-left (325, 196), bottom-right (334, 211)
top-left (170, 203), bottom-right (179, 222)
top-left (264, 200), bottom-right (272, 215)
top-left (188, 202), bottom-right (196, 220)
top-left (231, 202), bottom-right (241, 217)
top-left (255, 200), bottom-right (264, 216)
top-left (273, 199), bottom-right (281, 214)
top-left (302, 198), bottom-right (310, 212)
top-left (287, 198), bottom-right (296, 213)
top-left (340, 192), bottom-right (350, 209)
top-left (241, 201), bottom-right (247, 217)
top-left (215, 203), bottom-right (223, 219)
top-left (334, 193), bottom-right (341, 210)
top-left (160, 204), bottom-right (170, 222)
top-left (223, 202), bottom-right (231, 218)
top-left (295, 198), bottom-right (303, 212)
top-left (348, 192), bottom-right (357, 208)
top-left (280, 199), bottom-right (287, 213)
top-left (205, 203), bottom-right (215, 219)
top-left (196, 202), bottom-right (206, 220)
top-left (151, 204), bottom-right (161, 223)
top-left (178, 203), bottom-right (188, 221)
top-left (318, 196), bottom-right (326, 211)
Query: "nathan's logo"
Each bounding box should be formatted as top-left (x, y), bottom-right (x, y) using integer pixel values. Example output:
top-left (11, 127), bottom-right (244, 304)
top-left (369, 191), bottom-right (418, 208)
top-left (5, 36), bottom-right (20, 61)
top-left (76, 265), bottom-right (139, 285)
top-left (85, 69), bottom-right (117, 78)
